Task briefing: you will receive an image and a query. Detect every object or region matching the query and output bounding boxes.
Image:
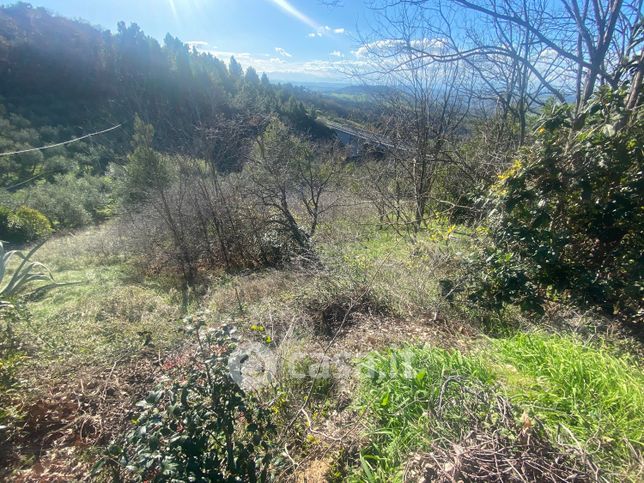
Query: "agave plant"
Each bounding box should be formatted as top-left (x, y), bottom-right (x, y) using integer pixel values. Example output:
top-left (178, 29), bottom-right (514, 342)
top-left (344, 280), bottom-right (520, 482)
top-left (1, 240), bottom-right (72, 307)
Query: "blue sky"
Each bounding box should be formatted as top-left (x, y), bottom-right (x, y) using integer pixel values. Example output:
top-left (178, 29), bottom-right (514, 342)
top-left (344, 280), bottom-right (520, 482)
top-left (26, 0), bottom-right (374, 82)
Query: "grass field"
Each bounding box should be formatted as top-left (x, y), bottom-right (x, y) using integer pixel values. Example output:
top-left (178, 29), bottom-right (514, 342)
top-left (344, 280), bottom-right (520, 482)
top-left (1, 220), bottom-right (642, 481)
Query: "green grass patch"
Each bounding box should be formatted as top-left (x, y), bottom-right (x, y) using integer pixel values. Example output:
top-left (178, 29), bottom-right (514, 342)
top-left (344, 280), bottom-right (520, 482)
top-left (6, 228), bottom-right (186, 374)
top-left (352, 336), bottom-right (644, 481)
top-left (351, 346), bottom-right (496, 481)
top-left (491, 332), bottom-right (644, 467)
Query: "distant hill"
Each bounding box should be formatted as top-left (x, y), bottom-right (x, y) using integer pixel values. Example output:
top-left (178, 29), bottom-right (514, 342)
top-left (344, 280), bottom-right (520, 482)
top-left (0, 3), bottom-right (332, 175)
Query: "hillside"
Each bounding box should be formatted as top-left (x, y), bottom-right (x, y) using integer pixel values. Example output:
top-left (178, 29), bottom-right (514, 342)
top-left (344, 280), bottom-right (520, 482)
top-left (1, 1), bottom-right (643, 482)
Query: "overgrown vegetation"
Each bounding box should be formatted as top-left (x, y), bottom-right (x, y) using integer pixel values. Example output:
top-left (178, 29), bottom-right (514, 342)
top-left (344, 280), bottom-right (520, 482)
top-left (468, 87), bottom-right (643, 322)
top-left (353, 346), bottom-right (496, 480)
top-left (0, 205), bottom-right (52, 243)
top-left (353, 338), bottom-right (643, 481)
top-left (113, 322), bottom-right (275, 482)
top-left (492, 333), bottom-right (644, 467)
top-left (1, 0), bottom-right (643, 481)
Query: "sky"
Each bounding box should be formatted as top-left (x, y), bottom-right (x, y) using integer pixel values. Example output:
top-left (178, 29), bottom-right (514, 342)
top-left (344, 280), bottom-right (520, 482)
top-left (25, 0), bottom-right (375, 83)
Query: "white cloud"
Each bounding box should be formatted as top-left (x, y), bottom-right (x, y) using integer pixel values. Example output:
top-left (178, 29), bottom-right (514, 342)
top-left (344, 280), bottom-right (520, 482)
top-left (186, 40), bottom-right (212, 50)
top-left (186, 44), bottom-right (365, 81)
top-left (308, 25), bottom-right (346, 38)
top-left (352, 38), bottom-right (447, 58)
top-left (275, 47), bottom-right (293, 58)
top-left (330, 50), bottom-right (344, 58)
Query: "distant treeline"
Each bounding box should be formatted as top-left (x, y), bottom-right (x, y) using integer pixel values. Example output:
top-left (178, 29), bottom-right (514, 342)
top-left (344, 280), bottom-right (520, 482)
top-left (0, 1), bottom-right (335, 180)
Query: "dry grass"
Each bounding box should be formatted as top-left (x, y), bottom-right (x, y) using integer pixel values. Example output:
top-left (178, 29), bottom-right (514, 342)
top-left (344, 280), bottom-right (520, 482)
top-left (2, 215), bottom-right (642, 482)
top-left (1, 225), bottom-right (188, 480)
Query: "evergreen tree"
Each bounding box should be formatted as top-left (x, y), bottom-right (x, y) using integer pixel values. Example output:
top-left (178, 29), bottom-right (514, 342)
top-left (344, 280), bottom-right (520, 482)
top-left (228, 56), bottom-right (244, 81)
top-left (244, 66), bottom-right (260, 86)
top-left (121, 115), bottom-right (172, 204)
top-left (260, 72), bottom-right (270, 88)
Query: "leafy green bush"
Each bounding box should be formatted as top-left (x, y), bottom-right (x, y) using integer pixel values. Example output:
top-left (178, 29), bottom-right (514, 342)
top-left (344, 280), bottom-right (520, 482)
top-left (0, 205), bottom-right (52, 243)
top-left (114, 320), bottom-right (275, 482)
top-left (18, 173), bottom-right (112, 228)
top-left (0, 206), bottom-right (12, 238)
top-left (118, 115), bottom-right (174, 206)
top-left (469, 86), bottom-right (643, 321)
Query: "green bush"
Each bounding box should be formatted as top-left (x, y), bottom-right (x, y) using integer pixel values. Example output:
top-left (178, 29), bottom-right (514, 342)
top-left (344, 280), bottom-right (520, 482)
top-left (17, 173), bottom-right (112, 228)
top-left (0, 205), bottom-right (52, 243)
top-left (469, 85), bottom-right (643, 321)
top-left (113, 319), bottom-right (275, 482)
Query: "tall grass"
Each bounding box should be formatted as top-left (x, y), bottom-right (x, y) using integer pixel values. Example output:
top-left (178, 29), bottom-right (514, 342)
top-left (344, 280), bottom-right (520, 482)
top-left (352, 346), bottom-right (495, 482)
top-left (492, 333), bottom-right (644, 467)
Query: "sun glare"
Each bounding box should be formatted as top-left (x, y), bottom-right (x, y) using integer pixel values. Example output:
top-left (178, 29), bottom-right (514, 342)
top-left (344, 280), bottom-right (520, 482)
top-left (268, 0), bottom-right (319, 29)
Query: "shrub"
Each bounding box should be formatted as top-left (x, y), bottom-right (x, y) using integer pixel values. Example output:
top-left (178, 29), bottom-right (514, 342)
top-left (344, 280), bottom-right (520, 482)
top-left (114, 320), bottom-right (275, 482)
top-left (0, 205), bottom-right (52, 243)
top-left (0, 206), bottom-right (11, 238)
top-left (118, 115), bottom-right (173, 206)
top-left (19, 174), bottom-right (112, 228)
top-left (468, 85), bottom-right (643, 321)
top-left (302, 271), bottom-right (389, 337)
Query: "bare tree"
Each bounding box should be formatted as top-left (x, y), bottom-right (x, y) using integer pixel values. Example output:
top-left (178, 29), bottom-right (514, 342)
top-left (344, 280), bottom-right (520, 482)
top-left (369, 0), bottom-right (643, 121)
top-left (245, 118), bottom-right (345, 258)
top-left (355, 16), bottom-right (475, 230)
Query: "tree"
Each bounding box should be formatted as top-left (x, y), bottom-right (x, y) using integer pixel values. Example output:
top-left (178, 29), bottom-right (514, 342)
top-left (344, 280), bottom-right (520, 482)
top-left (260, 72), bottom-right (271, 88)
top-left (370, 0), bottom-right (643, 122)
top-left (244, 66), bottom-right (260, 86)
top-left (229, 56), bottom-right (244, 82)
top-left (245, 119), bottom-right (343, 259)
top-left (356, 30), bottom-right (475, 229)
top-left (468, 79), bottom-right (643, 321)
top-left (121, 115), bottom-right (172, 205)
top-left (121, 117), bottom-right (201, 285)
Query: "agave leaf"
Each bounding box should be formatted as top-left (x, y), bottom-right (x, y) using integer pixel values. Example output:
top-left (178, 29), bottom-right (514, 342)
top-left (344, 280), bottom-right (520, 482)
top-left (27, 261), bottom-right (55, 278)
top-left (29, 281), bottom-right (83, 299)
top-left (2, 250), bottom-right (25, 273)
top-left (2, 240), bottom-right (47, 289)
top-left (1, 270), bottom-right (53, 297)
top-left (1, 262), bottom-right (37, 294)
top-left (0, 239), bottom-right (79, 301)
top-left (0, 239), bottom-right (60, 298)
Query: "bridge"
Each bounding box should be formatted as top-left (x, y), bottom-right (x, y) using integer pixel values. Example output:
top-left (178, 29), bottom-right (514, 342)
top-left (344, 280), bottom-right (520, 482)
top-left (320, 119), bottom-right (396, 156)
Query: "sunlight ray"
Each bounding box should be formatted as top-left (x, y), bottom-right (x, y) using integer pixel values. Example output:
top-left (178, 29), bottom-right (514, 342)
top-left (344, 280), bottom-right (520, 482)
top-left (168, 0), bottom-right (178, 18)
top-left (268, 0), bottom-right (318, 29)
